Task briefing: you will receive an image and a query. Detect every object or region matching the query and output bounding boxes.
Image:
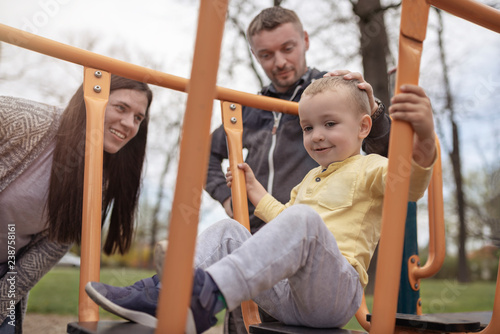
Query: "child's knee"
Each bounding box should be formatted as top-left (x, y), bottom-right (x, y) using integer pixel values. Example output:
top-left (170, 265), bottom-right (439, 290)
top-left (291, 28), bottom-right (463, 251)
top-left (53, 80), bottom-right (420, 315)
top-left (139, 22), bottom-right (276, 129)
top-left (203, 218), bottom-right (251, 241)
top-left (284, 205), bottom-right (322, 223)
top-left (205, 218), bottom-right (239, 231)
top-left (279, 205), bottom-right (324, 231)
top-left (215, 218), bottom-right (247, 232)
top-left (282, 204), bottom-right (313, 216)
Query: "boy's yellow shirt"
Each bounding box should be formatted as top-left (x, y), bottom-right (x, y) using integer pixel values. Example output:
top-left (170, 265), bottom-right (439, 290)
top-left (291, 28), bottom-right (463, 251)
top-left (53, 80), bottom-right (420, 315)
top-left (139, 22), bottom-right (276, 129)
top-left (255, 153), bottom-right (434, 287)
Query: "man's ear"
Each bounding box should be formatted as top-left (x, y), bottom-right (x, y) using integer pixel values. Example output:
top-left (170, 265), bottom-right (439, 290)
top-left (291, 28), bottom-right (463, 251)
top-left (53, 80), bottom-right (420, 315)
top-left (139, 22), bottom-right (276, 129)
top-left (303, 31), bottom-right (310, 51)
top-left (359, 114), bottom-right (372, 139)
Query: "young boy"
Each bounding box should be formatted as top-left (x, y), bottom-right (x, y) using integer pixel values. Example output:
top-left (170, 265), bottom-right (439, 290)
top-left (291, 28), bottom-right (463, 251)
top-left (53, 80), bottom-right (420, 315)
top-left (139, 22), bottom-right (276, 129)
top-left (85, 76), bottom-right (436, 333)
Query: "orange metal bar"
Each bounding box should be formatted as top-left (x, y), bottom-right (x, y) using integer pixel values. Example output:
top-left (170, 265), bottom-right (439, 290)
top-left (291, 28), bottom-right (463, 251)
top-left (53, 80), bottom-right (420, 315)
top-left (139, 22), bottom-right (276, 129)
top-left (408, 139), bottom-right (446, 292)
top-left (221, 102), bottom-right (250, 230)
top-left (428, 0), bottom-right (500, 34)
top-left (355, 294), bottom-right (370, 332)
top-left (155, 0), bottom-right (228, 332)
top-left (416, 297), bottom-right (422, 315)
top-left (240, 301), bottom-right (261, 332)
top-left (0, 23), bottom-right (298, 115)
top-left (478, 259), bottom-right (500, 333)
top-left (221, 101), bottom-right (262, 332)
top-left (372, 1), bottom-right (500, 332)
top-left (79, 68), bottom-right (110, 321)
top-left (370, 0), bottom-right (430, 333)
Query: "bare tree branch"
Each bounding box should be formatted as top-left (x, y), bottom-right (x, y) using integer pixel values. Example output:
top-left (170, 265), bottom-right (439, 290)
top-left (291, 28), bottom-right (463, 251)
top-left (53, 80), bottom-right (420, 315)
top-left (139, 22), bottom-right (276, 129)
top-left (435, 7), bottom-right (470, 282)
top-left (148, 122), bottom-right (181, 264)
top-left (226, 14), bottom-right (265, 88)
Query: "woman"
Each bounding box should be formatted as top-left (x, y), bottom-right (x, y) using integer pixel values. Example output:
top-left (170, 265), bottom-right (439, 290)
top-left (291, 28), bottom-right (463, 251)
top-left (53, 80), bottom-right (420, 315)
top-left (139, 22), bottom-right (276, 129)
top-left (0, 75), bottom-right (153, 333)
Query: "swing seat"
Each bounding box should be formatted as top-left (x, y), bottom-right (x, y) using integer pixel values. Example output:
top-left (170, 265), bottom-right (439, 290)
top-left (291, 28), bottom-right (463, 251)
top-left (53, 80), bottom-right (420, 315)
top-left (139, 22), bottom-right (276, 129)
top-left (67, 321), bottom-right (154, 334)
top-left (249, 310), bottom-right (492, 334)
top-left (249, 323), bottom-right (367, 334)
top-left (375, 311), bottom-right (491, 332)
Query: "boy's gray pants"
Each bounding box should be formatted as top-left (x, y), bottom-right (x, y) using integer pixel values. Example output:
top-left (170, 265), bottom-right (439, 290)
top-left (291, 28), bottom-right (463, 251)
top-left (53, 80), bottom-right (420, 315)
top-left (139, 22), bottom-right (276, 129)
top-left (195, 205), bottom-right (362, 329)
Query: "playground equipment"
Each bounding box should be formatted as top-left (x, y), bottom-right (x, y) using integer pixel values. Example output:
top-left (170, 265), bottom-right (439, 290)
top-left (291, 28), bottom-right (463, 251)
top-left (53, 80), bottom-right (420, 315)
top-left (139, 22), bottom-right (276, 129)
top-left (0, 0), bottom-right (499, 333)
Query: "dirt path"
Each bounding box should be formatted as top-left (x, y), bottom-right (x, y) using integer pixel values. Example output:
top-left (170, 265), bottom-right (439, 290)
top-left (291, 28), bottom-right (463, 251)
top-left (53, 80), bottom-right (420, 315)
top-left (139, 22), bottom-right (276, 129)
top-left (23, 314), bottom-right (77, 334)
top-left (23, 313), bottom-right (223, 333)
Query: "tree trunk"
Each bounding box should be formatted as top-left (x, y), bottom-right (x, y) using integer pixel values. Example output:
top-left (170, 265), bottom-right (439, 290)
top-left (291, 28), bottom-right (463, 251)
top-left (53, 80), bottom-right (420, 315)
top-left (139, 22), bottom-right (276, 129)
top-left (148, 158), bottom-right (169, 266)
top-left (149, 133), bottom-right (180, 266)
top-left (450, 122), bottom-right (469, 282)
top-left (435, 8), bottom-right (469, 282)
top-left (353, 0), bottom-right (391, 107)
top-left (352, 0), bottom-right (391, 295)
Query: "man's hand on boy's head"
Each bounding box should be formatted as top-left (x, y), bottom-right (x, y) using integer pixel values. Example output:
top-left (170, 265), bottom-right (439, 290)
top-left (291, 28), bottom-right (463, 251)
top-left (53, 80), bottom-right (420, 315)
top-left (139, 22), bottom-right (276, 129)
top-left (324, 70), bottom-right (377, 114)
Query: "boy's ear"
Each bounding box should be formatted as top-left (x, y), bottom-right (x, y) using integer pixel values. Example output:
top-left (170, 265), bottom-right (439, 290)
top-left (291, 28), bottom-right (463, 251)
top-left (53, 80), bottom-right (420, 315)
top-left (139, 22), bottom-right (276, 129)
top-left (359, 114), bottom-right (372, 139)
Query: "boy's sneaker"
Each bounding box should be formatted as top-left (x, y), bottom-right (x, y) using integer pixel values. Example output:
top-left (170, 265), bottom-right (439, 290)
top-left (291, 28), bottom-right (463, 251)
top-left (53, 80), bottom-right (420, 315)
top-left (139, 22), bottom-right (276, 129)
top-left (85, 275), bottom-right (160, 328)
top-left (190, 268), bottom-right (226, 333)
top-left (85, 269), bottom-right (226, 333)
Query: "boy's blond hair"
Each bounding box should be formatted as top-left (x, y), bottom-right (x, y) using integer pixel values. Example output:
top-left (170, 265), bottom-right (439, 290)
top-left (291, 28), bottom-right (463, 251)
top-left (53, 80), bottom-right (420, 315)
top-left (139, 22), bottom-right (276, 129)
top-left (303, 76), bottom-right (371, 116)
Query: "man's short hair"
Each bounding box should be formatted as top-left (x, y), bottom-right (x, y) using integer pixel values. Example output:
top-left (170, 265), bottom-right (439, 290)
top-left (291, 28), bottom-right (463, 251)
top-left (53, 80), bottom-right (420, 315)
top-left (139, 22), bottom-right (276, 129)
top-left (247, 7), bottom-right (304, 42)
top-left (303, 76), bottom-right (371, 116)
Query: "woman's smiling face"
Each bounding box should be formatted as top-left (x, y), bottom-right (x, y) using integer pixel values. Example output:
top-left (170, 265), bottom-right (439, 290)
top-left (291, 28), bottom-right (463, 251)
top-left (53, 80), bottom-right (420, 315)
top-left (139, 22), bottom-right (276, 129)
top-left (103, 89), bottom-right (148, 154)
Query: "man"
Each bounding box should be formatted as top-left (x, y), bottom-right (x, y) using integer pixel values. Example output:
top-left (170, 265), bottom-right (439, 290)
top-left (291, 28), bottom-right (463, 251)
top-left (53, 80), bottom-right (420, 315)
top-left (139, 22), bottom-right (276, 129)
top-left (206, 6), bottom-right (390, 234)
top-left (204, 6), bottom-right (391, 333)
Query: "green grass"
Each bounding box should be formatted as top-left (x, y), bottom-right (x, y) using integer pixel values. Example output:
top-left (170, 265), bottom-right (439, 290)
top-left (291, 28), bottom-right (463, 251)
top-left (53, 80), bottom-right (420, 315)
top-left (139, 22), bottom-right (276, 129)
top-left (28, 267), bottom-right (495, 329)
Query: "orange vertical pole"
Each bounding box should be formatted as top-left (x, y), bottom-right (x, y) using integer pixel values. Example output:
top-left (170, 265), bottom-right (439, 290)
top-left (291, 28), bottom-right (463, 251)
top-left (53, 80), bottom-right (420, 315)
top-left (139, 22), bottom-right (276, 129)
top-left (221, 102), bottom-right (250, 230)
top-left (155, 0), bottom-right (228, 333)
top-left (355, 294), bottom-right (371, 332)
top-left (78, 68), bottom-right (110, 321)
top-left (478, 259), bottom-right (500, 333)
top-left (408, 139), bottom-right (446, 291)
top-left (370, 0), bottom-right (430, 333)
top-left (221, 101), bottom-right (262, 332)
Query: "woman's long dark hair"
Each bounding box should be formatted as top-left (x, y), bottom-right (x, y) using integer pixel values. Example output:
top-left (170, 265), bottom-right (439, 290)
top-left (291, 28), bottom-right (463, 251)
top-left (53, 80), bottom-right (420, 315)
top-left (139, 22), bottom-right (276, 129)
top-left (47, 75), bottom-right (153, 255)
